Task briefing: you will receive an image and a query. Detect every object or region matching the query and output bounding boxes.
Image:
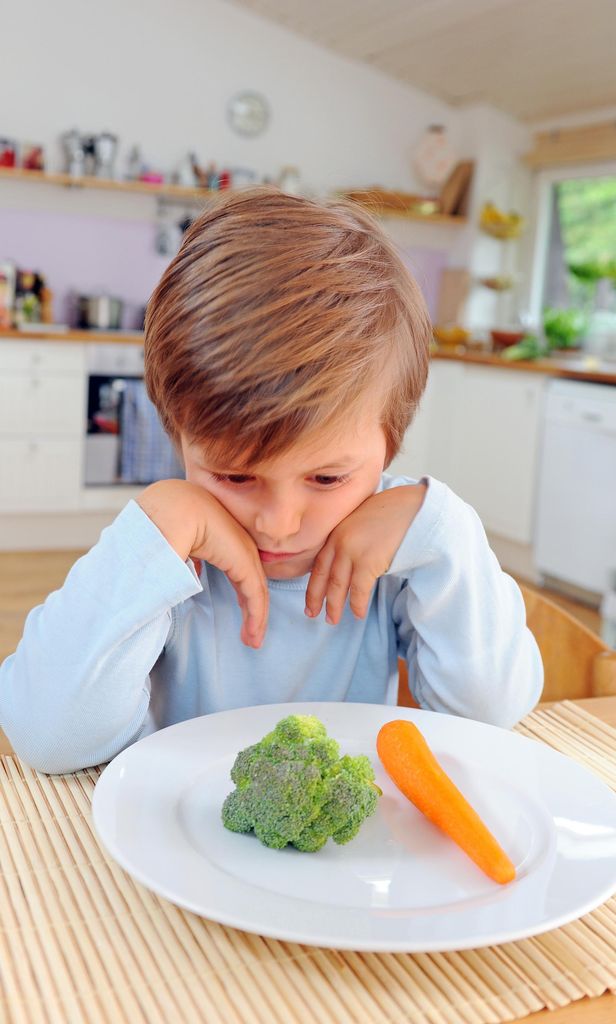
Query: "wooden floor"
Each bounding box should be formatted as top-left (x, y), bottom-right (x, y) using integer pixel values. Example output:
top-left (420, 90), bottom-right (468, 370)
top-left (1, 550), bottom-right (86, 664)
top-left (0, 549), bottom-right (603, 665)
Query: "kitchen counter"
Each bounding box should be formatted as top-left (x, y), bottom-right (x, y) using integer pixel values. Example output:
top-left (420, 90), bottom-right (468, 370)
top-left (433, 346), bottom-right (616, 385)
top-left (0, 327), bottom-right (145, 344)
top-left (2, 329), bottom-right (616, 385)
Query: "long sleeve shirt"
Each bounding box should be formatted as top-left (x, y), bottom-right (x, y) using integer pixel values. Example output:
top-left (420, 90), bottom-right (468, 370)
top-left (0, 475), bottom-right (543, 774)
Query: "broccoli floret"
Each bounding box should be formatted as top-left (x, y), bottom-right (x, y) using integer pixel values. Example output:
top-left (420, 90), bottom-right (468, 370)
top-left (221, 714), bottom-right (381, 852)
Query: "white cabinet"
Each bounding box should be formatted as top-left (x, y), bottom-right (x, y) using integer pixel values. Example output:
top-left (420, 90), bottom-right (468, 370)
top-left (389, 360), bottom-right (464, 481)
top-left (0, 340), bottom-right (84, 375)
top-left (0, 373), bottom-right (84, 436)
top-left (0, 340), bottom-right (86, 512)
top-left (389, 360), bottom-right (546, 545)
top-left (448, 367), bottom-right (545, 544)
top-left (0, 439), bottom-right (83, 511)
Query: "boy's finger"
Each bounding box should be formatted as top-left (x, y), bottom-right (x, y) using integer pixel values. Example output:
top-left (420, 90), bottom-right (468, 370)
top-left (242, 603), bottom-right (268, 647)
top-left (324, 556), bottom-right (353, 625)
top-left (348, 567), bottom-right (376, 619)
top-left (244, 585), bottom-right (269, 646)
top-left (229, 564), bottom-right (269, 647)
top-left (232, 587), bottom-right (258, 647)
top-left (304, 545), bottom-right (335, 617)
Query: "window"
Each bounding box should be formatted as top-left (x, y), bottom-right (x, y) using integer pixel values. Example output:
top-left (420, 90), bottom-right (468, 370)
top-left (542, 172), bottom-right (616, 354)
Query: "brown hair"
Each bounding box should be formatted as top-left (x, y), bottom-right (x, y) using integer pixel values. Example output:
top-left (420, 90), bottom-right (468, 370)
top-left (144, 187), bottom-right (430, 468)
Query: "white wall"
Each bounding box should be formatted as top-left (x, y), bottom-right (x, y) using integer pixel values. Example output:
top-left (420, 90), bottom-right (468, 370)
top-left (3, 0), bottom-right (462, 197)
top-left (1, 0), bottom-right (532, 328)
top-left (453, 105), bottom-right (533, 330)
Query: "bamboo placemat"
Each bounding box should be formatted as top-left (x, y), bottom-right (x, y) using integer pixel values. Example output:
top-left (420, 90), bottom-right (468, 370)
top-left (0, 701), bottom-right (615, 1024)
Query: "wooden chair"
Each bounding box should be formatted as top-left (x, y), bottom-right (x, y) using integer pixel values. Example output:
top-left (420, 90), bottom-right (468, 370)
top-left (519, 582), bottom-right (616, 701)
top-left (397, 583), bottom-right (616, 706)
top-left (397, 659), bottom-right (419, 708)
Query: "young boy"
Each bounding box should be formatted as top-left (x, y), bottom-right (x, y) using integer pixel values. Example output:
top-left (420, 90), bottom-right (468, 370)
top-left (0, 189), bottom-right (542, 774)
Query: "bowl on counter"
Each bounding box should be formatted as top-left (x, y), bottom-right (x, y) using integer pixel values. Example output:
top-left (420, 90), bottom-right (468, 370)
top-left (433, 325), bottom-right (470, 348)
top-left (490, 328), bottom-right (526, 351)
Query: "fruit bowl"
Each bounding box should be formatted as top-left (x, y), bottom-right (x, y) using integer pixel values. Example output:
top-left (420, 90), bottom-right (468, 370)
top-left (480, 202), bottom-right (524, 240)
top-left (433, 325), bottom-right (470, 348)
top-left (490, 329), bottom-right (526, 350)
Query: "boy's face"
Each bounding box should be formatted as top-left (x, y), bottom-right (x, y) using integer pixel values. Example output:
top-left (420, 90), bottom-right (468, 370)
top-left (180, 405), bottom-right (388, 579)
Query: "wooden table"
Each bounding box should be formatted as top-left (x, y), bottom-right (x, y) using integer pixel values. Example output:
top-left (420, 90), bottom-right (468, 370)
top-left (513, 697), bottom-right (616, 1024)
top-left (0, 696), bottom-right (614, 1024)
top-left (524, 993), bottom-right (616, 1023)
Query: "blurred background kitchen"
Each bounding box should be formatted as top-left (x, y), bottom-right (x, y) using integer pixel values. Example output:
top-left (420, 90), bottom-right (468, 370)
top-left (1, 0), bottom-right (616, 668)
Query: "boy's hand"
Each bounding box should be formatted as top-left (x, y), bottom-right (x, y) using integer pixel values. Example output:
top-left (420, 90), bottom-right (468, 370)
top-left (138, 480), bottom-right (268, 649)
top-left (304, 483), bottom-right (427, 625)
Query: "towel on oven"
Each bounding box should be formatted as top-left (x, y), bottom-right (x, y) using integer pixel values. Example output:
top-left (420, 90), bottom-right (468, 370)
top-left (119, 379), bottom-right (184, 483)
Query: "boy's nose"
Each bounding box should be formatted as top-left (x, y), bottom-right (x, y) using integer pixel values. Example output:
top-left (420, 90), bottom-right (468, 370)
top-left (255, 500), bottom-right (302, 544)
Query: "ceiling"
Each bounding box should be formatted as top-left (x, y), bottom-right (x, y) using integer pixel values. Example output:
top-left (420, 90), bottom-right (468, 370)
top-left (225, 0), bottom-right (616, 123)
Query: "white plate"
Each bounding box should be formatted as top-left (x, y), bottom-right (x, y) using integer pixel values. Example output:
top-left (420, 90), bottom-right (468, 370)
top-left (92, 702), bottom-right (616, 952)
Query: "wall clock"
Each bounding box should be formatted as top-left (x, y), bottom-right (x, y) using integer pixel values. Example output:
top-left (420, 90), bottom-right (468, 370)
top-left (227, 92), bottom-right (270, 137)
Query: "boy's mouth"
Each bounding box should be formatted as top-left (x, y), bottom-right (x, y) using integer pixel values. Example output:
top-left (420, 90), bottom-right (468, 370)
top-left (258, 549), bottom-right (304, 563)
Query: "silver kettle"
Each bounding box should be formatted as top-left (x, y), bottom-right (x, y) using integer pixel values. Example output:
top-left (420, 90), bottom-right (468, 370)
top-left (77, 294), bottom-right (124, 330)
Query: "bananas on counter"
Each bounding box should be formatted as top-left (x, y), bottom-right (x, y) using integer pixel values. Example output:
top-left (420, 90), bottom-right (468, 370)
top-left (479, 202), bottom-right (524, 239)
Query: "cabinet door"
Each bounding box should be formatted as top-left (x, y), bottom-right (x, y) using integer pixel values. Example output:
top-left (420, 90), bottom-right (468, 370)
top-left (0, 439), bottom-right (82, 511)
top-left (388, 360), bottom-right (464, 482)
top-left (0, 340), bottom-right (85, 376)
top-left (449, 367), bottom-right (545, 543)
top-left (0, 374), bottom-right (85, 436)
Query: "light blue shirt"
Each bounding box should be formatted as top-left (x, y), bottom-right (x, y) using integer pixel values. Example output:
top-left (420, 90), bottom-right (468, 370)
top-left (0, 476), bottom-right (543, 773)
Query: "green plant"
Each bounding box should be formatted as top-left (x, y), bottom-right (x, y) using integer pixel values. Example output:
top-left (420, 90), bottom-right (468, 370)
top-left (542, 307), bottom-right (588, 350)
top-left (500, 334), bottom-right (544, 361)
top-left (568, 259), bottom-right (616, 284)
top-left (221, 714), bottom-right (381, 852)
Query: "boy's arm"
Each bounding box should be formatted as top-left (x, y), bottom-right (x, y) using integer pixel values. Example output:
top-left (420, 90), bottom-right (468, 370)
top-left (0, 500), bottom-right (202, 774)
top-left (388, 477), bottom-right (544, 727)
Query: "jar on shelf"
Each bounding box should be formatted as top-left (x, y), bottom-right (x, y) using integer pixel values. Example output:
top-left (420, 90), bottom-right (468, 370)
top-left (413, 125), bottom-right (456, 190)
top-left (278, 166), bottom-right (301, 195)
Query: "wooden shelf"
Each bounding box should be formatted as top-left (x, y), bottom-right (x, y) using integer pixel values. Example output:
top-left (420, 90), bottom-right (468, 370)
top-left (0, 166), bottom-right (217, 202)
top-left (339, 192), bottom-right (466, 225)
top-left (0, 328), bottom-right (144, 345)
top-left (0, 168), bottom-right (470, 222)
top-left (371, 207), bottom-right (467, 225)
top-left (340, 181), bottom-right (469, 226)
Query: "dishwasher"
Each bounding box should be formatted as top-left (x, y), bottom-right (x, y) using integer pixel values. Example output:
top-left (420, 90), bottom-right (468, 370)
top-left (535, 378), bottom-right (616, 596)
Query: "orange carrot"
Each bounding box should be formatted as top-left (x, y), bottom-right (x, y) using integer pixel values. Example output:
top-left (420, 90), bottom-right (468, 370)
top-left (376, 719), bottom-right (516, 885)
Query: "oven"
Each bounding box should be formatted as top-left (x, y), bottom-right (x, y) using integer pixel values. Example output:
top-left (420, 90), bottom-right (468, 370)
top-left (84, 343), bottom-right (182, 486)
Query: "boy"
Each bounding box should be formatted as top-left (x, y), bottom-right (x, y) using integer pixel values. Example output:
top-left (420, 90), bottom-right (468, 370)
top-left (0, 189), bottom-right (542, 774)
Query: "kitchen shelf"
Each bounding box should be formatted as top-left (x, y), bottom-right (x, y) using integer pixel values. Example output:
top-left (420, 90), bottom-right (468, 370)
top-left (372, 208), bottom-right (466, 225)
top-left (0, 166), bottom-right (217, 202)
top-left (0, 328), bottom-right (144, 345)
top-left (340, 183), bottom-right (469, 226)
top-left (1, 168), bottom-right (469, 223)
top-left (341, 196), bottom-right (466, 225)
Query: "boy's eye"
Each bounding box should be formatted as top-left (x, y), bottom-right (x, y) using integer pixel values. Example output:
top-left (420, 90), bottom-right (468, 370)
top-left (313, 474), bottom-right (350, 486)
top-left (208, 471), bottom-right (350, 487)
top-left (210, 473), bottom-right (253, 484)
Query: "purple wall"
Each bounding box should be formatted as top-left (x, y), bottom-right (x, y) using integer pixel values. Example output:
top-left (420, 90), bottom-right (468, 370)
top-left (399, 247), bottom-right (446, 321)
top-left (0, 208), bottom-right (445, 327)
top-left (0, 209), bottom-right (169, 329)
